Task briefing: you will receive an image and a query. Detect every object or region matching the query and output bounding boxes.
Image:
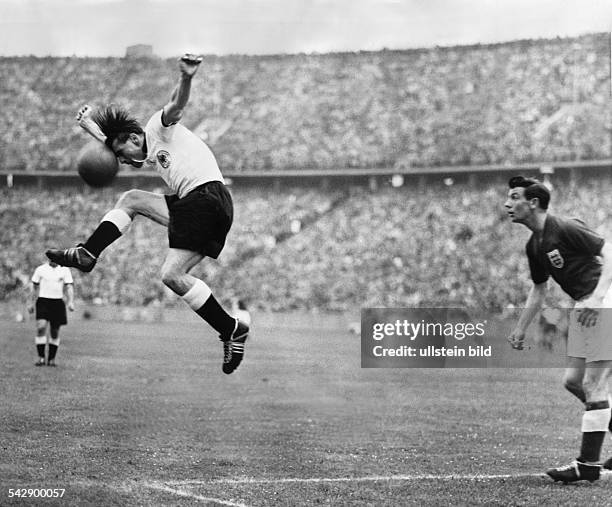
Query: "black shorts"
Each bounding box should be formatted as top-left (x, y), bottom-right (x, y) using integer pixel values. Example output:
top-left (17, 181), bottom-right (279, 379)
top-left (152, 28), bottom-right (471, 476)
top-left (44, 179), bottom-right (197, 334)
top-left (164, 181), bottom-right (233, 259)
top-left (35, 298), bottom-right (67, 327)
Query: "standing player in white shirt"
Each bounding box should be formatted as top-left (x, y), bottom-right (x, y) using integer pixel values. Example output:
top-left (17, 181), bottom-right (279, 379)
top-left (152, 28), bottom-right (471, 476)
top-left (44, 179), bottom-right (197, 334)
top-left (46, 54), bottom-right (248, 374)
top-left (29, 260), bottom-right (74, 366)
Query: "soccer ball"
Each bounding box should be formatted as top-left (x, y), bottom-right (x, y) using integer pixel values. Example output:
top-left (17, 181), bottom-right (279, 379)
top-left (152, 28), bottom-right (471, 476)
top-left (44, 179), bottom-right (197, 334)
top-left (76, 140), bottom-right (119, 187)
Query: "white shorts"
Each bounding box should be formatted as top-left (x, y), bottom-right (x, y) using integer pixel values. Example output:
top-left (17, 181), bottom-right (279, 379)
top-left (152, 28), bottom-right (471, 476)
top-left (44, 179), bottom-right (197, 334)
top-left (567, 289), bottom-right (612, 362)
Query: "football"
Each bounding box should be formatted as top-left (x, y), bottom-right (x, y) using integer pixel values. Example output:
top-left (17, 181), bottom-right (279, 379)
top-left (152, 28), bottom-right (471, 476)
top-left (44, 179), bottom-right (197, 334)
top-left (76, 140), bottom-right (119, 187)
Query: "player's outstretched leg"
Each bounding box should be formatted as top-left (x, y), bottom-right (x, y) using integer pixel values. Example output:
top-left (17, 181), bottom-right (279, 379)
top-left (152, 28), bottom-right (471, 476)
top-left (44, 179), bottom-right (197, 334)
top-left (46, 190), bottom-right (169, 272)
top-left (46, 244), bottom-right (97, 272)
top-left (46, 207), bottom-right (132, 272)
top-left (546, 460), bottom-right (601, 483)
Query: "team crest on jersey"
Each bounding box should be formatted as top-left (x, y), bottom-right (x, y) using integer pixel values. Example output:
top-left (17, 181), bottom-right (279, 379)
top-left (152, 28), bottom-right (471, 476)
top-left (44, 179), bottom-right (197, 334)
top-left (546, 249), bottom-right (564, 268)
top-left (156, 150), bottom-right (171, 169)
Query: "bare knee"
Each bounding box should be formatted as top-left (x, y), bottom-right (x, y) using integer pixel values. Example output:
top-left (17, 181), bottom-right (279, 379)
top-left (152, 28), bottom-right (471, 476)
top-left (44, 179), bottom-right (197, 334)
top-left (563, 368), bottom-right (583, 390)
top-left (582, 374), bottom-right (609, 401)
top-left (161, 265), bottom-right (180, 292)
top-left (114, 189), bottom-right (168, 226)
top-left (161, 265), bottom-right (192, 295)
top-left (564, 376), bottom-right (583, 393)
top-left (114, 189), bottom-right (141, 216)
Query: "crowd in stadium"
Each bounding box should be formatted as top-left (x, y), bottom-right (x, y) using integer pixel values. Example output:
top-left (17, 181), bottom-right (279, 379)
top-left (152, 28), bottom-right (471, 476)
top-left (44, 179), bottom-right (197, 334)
top-left (1, 32), bottom-right (611, 314)
top-left (2, 175), bottom-right (610, 313)
top-left (0, 33), bottom-right (610, 173)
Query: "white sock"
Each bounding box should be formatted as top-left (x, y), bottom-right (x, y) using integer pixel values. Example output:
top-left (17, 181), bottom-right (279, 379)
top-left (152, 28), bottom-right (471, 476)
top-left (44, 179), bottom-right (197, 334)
top-left (181, 279), bottom-right (212, 311)
top-left (101, 209), bottom-right (132, 234)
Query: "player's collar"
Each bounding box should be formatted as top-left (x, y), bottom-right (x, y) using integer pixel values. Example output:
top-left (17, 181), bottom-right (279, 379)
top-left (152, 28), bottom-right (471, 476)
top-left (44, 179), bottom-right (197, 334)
top-left (541, 213), bottom-right (552, 234)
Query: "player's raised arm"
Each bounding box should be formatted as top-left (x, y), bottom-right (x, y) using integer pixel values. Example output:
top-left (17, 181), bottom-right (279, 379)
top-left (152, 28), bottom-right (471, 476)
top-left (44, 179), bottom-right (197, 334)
top-left (162, 53), bottom-right (203, 126)
top-left (76, 105), bottom-right (107, 143)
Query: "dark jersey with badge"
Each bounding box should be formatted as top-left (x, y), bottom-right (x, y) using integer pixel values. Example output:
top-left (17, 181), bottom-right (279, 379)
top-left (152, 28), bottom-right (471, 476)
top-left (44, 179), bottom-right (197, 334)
top-left (526, 214), bottom-right (604, 301)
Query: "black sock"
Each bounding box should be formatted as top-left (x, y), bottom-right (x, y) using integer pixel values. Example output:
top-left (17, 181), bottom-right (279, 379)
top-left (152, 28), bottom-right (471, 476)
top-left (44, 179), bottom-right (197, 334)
top-left (84, 221), bottom-right (122, 257)
top-left (36, 344), bottom-right (46, 359)
top-left (48, 344), bottom-right (58, 361)
top-left (579, 432), bottom-right (606, 463)
top-left (195, 295), bottom-right (236, 338)
top-left (579, 400), bottom-right (610, 463)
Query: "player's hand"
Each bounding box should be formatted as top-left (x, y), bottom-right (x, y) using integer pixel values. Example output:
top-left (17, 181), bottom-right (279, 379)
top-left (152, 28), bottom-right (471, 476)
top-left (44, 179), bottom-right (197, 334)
top-left (27, 304), bottom-right (34, 315)
top-left (179, 54), bottom-right (203, 77)
top-left (507, 330), bottom-right (526, 350)
top-left (577, 308), bottom-right (598, 327)
top-left (575, 297), bottom-right (602, 327)
top-left (68, 302), bottom-right (75, 312)
top-left (76, 104), bottom-right (93, 125)
top-left (75, 104), bottom-right (107, 142)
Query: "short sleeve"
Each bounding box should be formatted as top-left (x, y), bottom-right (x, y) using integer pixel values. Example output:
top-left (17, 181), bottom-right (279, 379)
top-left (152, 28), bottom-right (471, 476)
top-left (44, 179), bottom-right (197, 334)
top-left (63, 268), bottom-right (73, 284)
top-left (526, 242), bottom-right (549, 284)
top-left (146, 110), bottom-right (175, 143)
top-left (31, 267), bottom-right (41, 284)
top-left (562, 219), bottom-right (604, 256)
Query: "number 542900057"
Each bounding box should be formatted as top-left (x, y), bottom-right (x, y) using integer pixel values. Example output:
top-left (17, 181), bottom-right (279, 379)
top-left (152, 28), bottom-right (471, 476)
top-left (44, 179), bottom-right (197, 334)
top-left (8, 488), bottom-right (65, 498)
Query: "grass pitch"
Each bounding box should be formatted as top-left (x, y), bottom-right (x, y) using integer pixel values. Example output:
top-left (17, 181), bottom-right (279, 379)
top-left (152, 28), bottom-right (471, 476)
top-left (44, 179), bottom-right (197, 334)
top-left (1, 313), bottom-right (611, 506)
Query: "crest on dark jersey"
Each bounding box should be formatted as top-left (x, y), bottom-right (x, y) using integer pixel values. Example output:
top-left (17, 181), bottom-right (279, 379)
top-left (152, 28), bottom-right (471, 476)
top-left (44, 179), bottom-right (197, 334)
top-left (156, 150), bottom-right (171, 169)
top-left (546, 249), bottom-right (564, 269)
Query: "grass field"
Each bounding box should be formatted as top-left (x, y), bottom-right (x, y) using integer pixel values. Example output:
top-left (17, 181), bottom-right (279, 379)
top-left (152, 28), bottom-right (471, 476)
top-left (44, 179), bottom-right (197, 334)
top-left (1, 312), bottom-right (611, 506)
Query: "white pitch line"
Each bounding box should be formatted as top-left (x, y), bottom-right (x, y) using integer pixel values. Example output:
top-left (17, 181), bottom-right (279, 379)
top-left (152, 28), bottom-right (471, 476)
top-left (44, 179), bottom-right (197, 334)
top-left (171, 470), bottom-right (612, 486)
top-left (145, 481), bottom-right (249, 507)
top-left (172, 473), bottom-right (543, 485)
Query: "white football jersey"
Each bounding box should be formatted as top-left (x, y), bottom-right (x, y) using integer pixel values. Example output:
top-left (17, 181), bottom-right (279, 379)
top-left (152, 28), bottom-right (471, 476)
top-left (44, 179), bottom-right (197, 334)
top-left (32, 263), bottom-right (73, 299)
top-left (143, 110), bottom-right (224, 199)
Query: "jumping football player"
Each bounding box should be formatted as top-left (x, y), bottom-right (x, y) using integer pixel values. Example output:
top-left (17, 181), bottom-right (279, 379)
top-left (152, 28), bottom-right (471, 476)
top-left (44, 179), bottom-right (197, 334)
top-left (46, 54), bottom-right (248, 374)
top-left (505, 176), bottom-right (612, 482)
top-left (29, 259), bottom-right (74, 366)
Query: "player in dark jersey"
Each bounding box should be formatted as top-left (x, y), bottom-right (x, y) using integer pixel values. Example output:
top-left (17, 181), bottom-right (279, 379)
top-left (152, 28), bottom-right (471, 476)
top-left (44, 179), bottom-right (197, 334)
top-left (505, 176), bottom-right (612, 483)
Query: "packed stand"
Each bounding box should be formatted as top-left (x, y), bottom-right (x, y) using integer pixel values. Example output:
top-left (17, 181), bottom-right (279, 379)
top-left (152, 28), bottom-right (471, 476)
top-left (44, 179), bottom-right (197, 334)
top-left (2, 175), bottom-right (612, 313)
top-left (0, 33), bottom-right (609, 173)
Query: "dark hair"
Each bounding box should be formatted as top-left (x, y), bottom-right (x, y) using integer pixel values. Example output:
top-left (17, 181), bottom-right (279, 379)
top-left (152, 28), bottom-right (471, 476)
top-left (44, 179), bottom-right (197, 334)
top-left (93, 105), bottom-right (143, 148)
top-left (508, 175), bottom-right (550, 210)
